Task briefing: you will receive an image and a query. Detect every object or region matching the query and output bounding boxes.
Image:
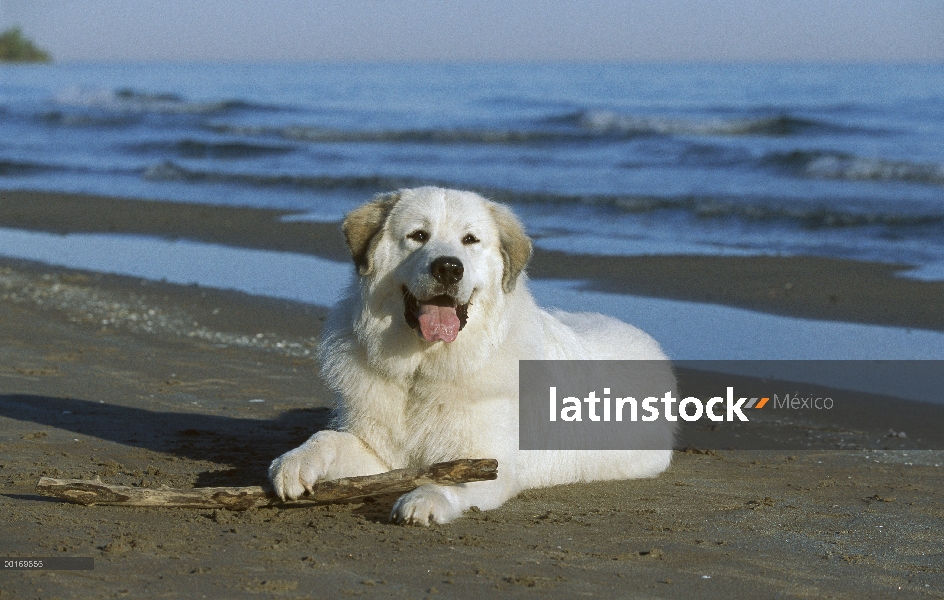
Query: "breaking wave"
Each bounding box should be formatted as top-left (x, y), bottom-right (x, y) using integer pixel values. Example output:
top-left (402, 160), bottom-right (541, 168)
top-left (553, 110), bottom-right (852, 137)
top-left (205, 123), bottom-right (587, 145)
top-left (53, 87), bottom-right (281, 116)
top-left (206, 111), bottom-right (856, 148)
top-left (768, 151), bottom-right (944, 186)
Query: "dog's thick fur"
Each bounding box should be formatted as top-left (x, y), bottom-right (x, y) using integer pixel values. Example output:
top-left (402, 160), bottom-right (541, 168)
top-left (269, 187), bottom-right (675, 525)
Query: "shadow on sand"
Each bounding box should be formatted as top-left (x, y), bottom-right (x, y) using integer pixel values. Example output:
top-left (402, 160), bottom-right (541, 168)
top-left (0, 394), bottom-right (332, 487)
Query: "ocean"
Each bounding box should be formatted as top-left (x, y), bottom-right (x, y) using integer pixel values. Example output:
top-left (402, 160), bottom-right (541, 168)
top-left (1, 62), bottom-right (943, 276)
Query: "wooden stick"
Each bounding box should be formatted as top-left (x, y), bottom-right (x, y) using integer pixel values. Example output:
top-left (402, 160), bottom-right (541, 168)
top-left (36, 458), bottom-right (498, 511)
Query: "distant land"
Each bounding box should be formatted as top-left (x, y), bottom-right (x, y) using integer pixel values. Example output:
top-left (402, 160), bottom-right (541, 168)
top-left (0, 27), bottom-right (51, 62)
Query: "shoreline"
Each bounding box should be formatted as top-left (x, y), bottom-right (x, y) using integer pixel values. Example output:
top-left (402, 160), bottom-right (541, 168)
top-left (2, 189), bottom-right (943, 332)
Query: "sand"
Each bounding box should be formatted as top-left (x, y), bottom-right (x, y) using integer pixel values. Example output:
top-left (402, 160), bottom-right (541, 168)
top-left (1, 190), bottom-right (942, 598)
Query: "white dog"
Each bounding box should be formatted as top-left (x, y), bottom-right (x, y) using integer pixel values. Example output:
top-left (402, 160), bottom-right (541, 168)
top-left (269, 187), bottom-right (675, 525)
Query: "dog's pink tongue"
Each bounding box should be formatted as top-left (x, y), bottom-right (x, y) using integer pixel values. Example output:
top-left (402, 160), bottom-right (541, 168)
top-left (417, 303), bottom-right (460, 343)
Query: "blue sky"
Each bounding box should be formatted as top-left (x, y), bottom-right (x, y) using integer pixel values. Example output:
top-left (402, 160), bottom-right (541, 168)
top-left (5, 0), bottom-right (943, 62)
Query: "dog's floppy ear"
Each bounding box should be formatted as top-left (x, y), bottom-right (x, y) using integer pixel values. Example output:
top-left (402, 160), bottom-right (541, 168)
top-left (488, 202), bottom-right (532, 293)
top-left (343, 192), bottom-right (400, 276)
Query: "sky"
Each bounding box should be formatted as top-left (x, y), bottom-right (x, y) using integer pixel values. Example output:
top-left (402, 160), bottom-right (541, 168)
top-left (4, 0), bottom-right (943, 63)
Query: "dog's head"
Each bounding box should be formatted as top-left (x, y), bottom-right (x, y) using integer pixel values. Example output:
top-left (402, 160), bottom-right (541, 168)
top-left (342, 187), bottom-right (531, 344)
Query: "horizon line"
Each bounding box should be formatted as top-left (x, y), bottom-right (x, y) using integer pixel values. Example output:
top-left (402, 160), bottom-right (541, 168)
top-left (16, 57), bottom-right (944, 67)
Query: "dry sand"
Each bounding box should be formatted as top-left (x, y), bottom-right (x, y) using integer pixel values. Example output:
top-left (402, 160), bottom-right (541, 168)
top-left (1, 191), bottom-right (942, 598)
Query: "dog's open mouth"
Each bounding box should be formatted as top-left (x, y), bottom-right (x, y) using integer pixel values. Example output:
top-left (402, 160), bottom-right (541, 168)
top-left (403, 287), bottom-right (469, 343)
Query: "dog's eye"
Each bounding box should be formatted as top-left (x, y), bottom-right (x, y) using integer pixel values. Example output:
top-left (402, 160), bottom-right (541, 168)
top-left (462, 233), bottom-right (480, 245)
top-left (407, 229), bottom-right (429, 243)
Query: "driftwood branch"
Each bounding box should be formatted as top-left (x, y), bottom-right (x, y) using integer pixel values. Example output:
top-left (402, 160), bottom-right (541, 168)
top-left (36, 458), bottom-right (498, 511)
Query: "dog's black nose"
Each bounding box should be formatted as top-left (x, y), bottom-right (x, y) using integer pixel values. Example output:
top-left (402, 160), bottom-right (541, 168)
top-left (430, 256), bottom-right (464, 285)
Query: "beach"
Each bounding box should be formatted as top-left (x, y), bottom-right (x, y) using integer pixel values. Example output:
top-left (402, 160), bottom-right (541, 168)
top-left (1, 191), bottom-right (942, 598)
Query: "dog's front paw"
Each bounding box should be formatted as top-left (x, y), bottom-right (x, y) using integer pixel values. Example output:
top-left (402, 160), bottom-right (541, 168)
top-left (269, 430), bottom-right (356, 500)
top-left (268, 443), bottom-right (332, 501)
top-left (269, 431), bottom-right (390, 501)
top-left (391, 485), bottom-right (462, 526)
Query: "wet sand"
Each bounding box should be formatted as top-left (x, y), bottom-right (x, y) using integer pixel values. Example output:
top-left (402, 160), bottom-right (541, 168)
top-left (2, 189), bottom-right (943, 332)
top-left (1, 190), bottom-right (942, 598)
